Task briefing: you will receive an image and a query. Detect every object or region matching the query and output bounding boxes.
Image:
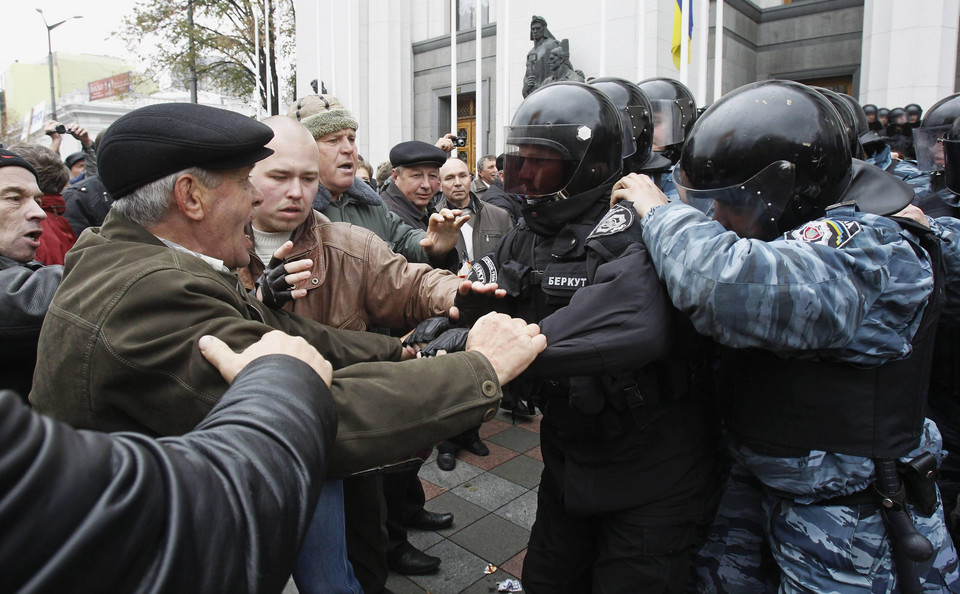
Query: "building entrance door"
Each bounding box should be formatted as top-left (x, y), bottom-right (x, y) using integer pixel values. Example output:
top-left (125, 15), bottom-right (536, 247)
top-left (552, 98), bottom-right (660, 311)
top-left (456, 117), bottom-right (475, 170)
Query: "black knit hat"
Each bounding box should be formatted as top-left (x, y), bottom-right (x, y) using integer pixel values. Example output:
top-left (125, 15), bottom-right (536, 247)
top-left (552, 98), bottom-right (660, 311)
top-left (0, 150), bottom-right (40, 184)
top-left (98, 103), bottom-right (275, 198)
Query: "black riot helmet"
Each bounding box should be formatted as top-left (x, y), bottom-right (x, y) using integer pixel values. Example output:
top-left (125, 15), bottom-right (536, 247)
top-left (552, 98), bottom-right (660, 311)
top-left (888, 107), bottom-right (908, 126)
top-left (814, 87), bottom-right (865, 160)
top-left (503, 82), bottom-right (623, 200)
top-left (837, 93), bottom-right (885, 152)
top-left (942, 116), bottom-right (960, 194)
top-left (637, 77), bottom-right (697, 163)
top-left (913, 93), bottom-right (960, 172)
top-left (863, 103), bottom-right (878, 119)
top-left (675, 80), bottom-right (851, 240)
top-left (588, 77), bottom-right (671, 174)
top-left (905, 103), bottom-right (923, 123)
top-left (878, 107), bottom-right (890, 124)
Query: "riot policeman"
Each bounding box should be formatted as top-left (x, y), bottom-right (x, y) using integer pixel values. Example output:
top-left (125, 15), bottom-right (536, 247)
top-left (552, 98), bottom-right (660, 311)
top-left (636, 77), bottom-right (697, 164)
top-left (887, 106), bottom-right (916, 159)
top-left (879, 107), bottom-right (892, 134)
top-left (637, 77), bottom-right (698, 199)
top-left (907, 103), bottom-right (924, 126)
top-left (588, 77), bottom-right (672, 175)
top-left (612, 80), bottom-right (960, 592)
top-left (825, 92), bottom-right (928, 192)
top-left (910, 93), bottom-right (960, 219)
top-left (864, 103), bottom-right (884, 133)
top-left (454, 81), bottom-right (718, 592)
top-left (926, 116), bottom-right (960, 545)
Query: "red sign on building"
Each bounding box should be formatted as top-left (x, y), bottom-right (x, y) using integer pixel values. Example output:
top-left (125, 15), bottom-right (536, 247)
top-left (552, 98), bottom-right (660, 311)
top-left (88, 72), bottom-right (132, 101)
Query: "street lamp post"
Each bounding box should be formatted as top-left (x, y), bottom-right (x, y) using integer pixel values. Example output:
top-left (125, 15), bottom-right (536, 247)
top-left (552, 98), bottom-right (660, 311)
top-left (36, 9), bottom-right (83, 121)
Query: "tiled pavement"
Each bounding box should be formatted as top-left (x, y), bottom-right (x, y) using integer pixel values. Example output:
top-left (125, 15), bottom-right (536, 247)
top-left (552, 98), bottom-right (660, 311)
top-left (385, 409), bottom-right (544, 594)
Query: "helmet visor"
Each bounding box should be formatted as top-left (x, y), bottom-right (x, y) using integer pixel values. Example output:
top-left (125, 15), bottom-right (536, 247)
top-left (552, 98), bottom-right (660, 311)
top-left (943, 138), bottom-right (960, 194)
top-left (503, 123), bottom-right (596, 197)
top-left (912, 125), bottom-right (950, 172)
top-left (617, 106), bottom-right (640, 161)
top-left (651, 99), bottom-right (685, 149)
top-left (674, 160), bottom-right (797, 240)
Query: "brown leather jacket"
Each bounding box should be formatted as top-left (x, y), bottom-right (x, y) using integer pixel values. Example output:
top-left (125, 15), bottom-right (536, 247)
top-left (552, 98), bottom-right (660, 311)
top-left (240, 211), bottom-right (461, 331)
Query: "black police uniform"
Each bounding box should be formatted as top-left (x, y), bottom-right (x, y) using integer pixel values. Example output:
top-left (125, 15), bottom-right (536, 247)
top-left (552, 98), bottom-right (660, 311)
top-left (467, 192), bottom-right (719, 593)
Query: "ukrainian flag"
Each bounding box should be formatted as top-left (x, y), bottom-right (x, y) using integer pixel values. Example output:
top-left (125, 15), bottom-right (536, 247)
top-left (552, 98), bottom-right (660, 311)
top-left (671, 0), bottom-right (694, 70)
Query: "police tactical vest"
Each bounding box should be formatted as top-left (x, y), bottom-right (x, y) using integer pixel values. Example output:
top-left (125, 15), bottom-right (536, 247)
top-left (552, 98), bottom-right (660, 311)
top-left (721, 215), bottom-right (945, 459)
top-left (484, 198), bottom-right (708, 438)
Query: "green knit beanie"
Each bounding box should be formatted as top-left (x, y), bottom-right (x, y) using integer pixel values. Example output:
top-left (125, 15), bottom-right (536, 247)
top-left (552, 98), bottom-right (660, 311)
top-left (290, 94), bottom-right (359, 139)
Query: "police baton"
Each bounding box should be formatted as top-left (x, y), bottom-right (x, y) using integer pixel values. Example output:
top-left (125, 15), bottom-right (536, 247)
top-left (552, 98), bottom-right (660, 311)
top-left (875, 459), bottom-right (934, 594)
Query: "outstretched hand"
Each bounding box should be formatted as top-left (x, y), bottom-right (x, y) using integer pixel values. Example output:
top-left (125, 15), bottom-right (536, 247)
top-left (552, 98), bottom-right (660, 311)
top-left (450, 279), bottom-right (505, 324)
top-left (420, 208), bottom-right (470, 257)
top-left (199, 330), bottom-right (333, 386)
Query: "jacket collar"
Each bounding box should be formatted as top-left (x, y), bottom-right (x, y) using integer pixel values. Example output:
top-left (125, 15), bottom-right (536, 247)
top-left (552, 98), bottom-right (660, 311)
top-left (313, 176), bottom-right (382, 211)
top-left (443, 192), bottom-right (481, 213)
top-left (0, 255), bottom-right (40, 271)
top-left (381, 182), bottom-right (433, 225)
top-left (99, 210), bottom-right (168, 247)
top-left (100, 210), bottom-right (230, 272)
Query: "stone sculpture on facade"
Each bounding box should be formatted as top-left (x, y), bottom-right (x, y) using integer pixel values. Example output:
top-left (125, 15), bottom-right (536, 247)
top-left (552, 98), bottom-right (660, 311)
top-left (523, 17), bottom-right (585, 97)
top-left (522, 16), bottom-right (561, 97)
top-left (541, 44), bottom-right (585, 86)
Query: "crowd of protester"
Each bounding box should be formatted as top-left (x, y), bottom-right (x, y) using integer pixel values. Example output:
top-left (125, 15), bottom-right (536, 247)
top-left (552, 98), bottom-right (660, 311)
top-left (3, 70), bottom-right (960, 594)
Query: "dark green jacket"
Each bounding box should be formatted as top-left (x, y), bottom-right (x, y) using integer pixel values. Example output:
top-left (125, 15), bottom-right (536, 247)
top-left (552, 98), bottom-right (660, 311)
top-left (315, 177), bottom-right (430, 263)
top-left (29, 211), bottom-right (502, 477)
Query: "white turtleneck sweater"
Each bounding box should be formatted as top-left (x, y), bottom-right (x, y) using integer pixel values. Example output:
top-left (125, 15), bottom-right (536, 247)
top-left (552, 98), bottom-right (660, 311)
top-left (252, 226), bottom-right (292, 265)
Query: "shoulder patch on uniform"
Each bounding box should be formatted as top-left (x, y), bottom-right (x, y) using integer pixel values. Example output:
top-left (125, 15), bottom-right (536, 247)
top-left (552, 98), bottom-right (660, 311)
top-left (785, 219), bottom-right (863, 249)
top-left (587, 204), bottom-right (635, 240)
top-left (470, 255), bottom-right (498, 284)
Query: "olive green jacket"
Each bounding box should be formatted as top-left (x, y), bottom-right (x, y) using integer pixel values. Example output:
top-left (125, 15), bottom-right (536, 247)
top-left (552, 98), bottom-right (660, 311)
top-left (29, 211), bottom-right (501, 477)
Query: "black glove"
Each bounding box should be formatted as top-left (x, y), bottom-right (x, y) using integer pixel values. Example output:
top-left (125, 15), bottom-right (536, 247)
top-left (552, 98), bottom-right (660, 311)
top-left (255, 254), bottom-right (295, 309)
top-left (402, 317), bottom-right (452, 347)
top-left (420, 328), bottom-right (470, 357)
top-left (453, 288), bottom-right (500, 327)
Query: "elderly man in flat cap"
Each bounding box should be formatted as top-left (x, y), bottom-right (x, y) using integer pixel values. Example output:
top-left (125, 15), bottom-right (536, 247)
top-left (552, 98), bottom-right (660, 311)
top-left (381, 141), bottom-right (451, 234)
top-left (29, 103), bottom-right (546, 482)
top-left (1, 148), bottom-right (340, 593)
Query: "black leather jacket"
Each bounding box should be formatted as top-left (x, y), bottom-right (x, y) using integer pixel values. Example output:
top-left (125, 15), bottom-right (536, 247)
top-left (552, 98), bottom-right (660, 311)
top-left (63, 175), bottom-right (114, 238)
top-left (1, 355), bottom-right (337, 594)
top-left (0, 256), bottom-right (62, 397)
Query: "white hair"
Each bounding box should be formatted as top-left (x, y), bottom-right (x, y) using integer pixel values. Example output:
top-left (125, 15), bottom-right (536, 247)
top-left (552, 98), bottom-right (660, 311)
top-left (112, 168), bottom-right (224, 226)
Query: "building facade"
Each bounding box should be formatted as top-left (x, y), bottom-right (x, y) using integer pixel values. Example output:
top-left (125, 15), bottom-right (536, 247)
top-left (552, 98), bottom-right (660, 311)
top-left (297, 0), bottom-right (958, 167)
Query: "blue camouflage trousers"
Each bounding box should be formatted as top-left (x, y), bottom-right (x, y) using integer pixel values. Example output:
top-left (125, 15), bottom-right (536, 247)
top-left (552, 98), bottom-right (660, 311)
top-left (695, 460), bottom-right (960, 593)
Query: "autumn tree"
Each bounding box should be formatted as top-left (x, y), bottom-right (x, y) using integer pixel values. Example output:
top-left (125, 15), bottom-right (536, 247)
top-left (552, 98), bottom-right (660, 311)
top-left (121, 0), bottom-right (294, 114)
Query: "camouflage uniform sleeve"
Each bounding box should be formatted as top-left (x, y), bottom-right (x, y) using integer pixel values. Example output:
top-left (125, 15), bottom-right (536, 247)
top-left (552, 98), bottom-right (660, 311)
top-left (930, 216), bottom-right (960, 324)
top-left (893, 160), bottom-right (928, 197)
top-left (640, 203), bottom-right (932, 364)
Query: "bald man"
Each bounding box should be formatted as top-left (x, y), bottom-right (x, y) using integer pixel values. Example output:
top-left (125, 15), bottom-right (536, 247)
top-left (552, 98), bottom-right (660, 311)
top-left (240, 116), bottom-right (501, 592)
